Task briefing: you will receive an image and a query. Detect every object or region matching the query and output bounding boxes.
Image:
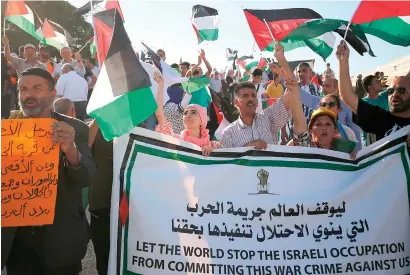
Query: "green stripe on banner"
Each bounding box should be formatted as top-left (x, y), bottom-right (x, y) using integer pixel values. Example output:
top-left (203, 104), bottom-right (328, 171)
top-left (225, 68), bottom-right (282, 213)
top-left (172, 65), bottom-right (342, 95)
top-left (120, 142), bottom-right (410, 274)
top-left (88, 87), bottom-right (157, 141)
top-left (197, 28), bottom-right (219, 43)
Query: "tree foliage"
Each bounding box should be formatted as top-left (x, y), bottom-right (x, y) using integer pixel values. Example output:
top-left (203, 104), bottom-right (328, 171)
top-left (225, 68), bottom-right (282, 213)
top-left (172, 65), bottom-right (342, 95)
top-left (1, 1), bottom-right (94, 58)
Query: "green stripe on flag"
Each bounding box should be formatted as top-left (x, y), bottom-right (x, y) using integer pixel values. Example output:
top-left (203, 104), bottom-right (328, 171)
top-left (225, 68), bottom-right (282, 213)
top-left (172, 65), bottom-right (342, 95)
top-left (181, 77), bottom-right (210, 93)
top-left (6, 15), bottom-right (43, 41)
top-left (354, 17), bottom-right (410, 46)
top-left (198, 29), bottom-right (219, 43)
top-left (88, 87), bottom-right (157, 141)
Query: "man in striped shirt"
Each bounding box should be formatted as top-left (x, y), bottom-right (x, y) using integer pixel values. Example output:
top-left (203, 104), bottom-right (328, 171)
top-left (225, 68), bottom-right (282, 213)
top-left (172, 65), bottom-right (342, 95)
top-left (220, 82), bottom-right (291, 148)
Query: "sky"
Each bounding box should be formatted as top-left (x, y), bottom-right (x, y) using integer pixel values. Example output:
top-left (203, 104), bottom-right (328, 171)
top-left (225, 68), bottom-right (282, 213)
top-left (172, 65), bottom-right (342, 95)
top-left (69, 0), bottom-right (410, 77)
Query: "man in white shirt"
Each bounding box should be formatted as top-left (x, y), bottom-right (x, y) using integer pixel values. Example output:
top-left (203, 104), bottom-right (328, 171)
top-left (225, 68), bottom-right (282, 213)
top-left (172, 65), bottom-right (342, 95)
top-left (53, 47), bottom-right (86, 79)
top-left (56, 64), bottom-right (88, 121)
top-left (249, 68), bottom-right (265, 114)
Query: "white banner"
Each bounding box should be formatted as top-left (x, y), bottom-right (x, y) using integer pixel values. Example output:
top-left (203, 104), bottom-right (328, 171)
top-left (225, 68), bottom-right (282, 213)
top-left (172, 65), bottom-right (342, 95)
top-left (109, 127), bottom-right (410, 275)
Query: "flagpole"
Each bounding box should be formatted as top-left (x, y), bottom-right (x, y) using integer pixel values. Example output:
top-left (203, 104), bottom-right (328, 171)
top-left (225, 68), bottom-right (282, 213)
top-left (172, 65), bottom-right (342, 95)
top-left (78, 38), bottom-right (92, 53)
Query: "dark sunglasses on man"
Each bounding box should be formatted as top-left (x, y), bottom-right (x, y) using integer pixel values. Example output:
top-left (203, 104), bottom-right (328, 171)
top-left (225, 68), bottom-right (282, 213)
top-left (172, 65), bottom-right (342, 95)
top-left (319, 101), bottom-right (337, 108)
top-left (387, 87), bottom-right (408, 96)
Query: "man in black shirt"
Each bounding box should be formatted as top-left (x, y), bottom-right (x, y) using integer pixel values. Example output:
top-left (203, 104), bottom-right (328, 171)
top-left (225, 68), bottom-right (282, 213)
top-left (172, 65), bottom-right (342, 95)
top-left (337, 41), bottom-right (410, 149)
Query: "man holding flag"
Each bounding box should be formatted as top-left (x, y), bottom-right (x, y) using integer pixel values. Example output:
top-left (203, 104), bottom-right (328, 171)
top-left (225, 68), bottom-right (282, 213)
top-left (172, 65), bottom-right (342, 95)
top-left (2, 36), bottom-right (46, 76)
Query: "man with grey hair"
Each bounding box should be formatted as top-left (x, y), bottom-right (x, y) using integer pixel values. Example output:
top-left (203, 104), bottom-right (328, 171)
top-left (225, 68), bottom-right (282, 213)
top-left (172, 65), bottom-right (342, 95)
top-left (56, 63), bottom-right (89, 121)
top-left (53, 46), bottom-right (85, 79)
top-left (53, 97), bottom-right (76, 118)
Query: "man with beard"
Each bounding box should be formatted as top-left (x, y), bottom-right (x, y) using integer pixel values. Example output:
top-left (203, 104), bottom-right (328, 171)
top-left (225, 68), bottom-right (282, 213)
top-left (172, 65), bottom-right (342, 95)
top-left (38, 45), bottom-right (55, 75)
top-left (220, 42), bottom-right (291, 149)
top-left (2, 36), bottom-right (46, 76)
top-left (2, 68), bottom-right (95, 274)
top-left (337, 41), bottom-right (410, 150)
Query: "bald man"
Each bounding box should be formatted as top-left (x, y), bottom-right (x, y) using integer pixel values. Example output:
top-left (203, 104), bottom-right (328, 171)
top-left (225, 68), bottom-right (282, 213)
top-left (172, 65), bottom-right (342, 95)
top-left (53, 98), bottom-right (76, 118)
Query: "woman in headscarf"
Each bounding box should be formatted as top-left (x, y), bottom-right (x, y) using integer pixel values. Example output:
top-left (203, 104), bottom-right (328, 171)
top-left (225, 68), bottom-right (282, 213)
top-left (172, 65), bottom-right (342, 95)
top-left (163, 83), bottom-right (192, 133)
top-left (154, 72), bottom-right (221, 156)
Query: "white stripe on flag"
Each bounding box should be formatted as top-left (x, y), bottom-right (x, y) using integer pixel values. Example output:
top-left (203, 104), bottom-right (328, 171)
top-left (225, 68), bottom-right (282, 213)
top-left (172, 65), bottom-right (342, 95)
top-left (192, 15), bottom-right (219, 30)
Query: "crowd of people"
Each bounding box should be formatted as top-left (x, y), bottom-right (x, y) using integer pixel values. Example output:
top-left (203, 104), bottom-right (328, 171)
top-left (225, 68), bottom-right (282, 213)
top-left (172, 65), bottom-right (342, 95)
top-left (1, 33), bottom-right (410, 275)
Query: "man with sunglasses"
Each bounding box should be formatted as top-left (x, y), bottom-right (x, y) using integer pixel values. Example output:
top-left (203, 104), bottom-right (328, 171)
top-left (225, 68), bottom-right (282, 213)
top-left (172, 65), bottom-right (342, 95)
top-left (337, 41), bottom-right (410, 150)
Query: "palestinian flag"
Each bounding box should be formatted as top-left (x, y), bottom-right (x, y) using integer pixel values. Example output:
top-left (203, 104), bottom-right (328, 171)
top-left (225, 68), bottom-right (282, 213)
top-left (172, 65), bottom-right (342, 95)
top-left (5, 1), bottom-right (43, 41)
top-left (140, 42), bottom-right (210, 93)
top-left (191, 5), bottom-right (219, 43)
top-left (236, 55), bottom-right (259, 74)
top-left (244, 8), bottom-right (374, 60)
top-left (226, 48), bottom-right (237, 61)
top-left (41, 19), bottom-right (73, 50)
top-left (226, 48), bottom-right (237, 70)
top-left (258, 57), bottom-right (274, 72)
top-left (88, 37), bottom-right (97, 59)
top-left (77, 0), bottom-right (124, 21)
top-left (351, 1), bottom-right (410, 46)
top-left (87, 9), bottom-right (156, 141)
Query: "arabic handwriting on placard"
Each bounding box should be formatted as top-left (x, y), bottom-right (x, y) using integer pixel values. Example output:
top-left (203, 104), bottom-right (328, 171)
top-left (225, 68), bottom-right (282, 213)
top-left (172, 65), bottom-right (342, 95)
top-left (1, 118), bottom-right (60, 227)
top-left (1, 121), bottom-right (23, 137)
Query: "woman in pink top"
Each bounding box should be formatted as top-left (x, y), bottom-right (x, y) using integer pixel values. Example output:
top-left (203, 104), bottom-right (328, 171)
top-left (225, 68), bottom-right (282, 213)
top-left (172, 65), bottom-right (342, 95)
top-left (153, 71), bottom-right (221, 156)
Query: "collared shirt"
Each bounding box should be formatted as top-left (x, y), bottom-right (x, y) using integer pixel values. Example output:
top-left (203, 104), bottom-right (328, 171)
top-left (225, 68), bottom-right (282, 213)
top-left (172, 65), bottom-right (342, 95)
top-left (10, 56), bottom-right (46, 76)
top-left (220, 97), bottom-right (290, 148)
top-left (53, 58), bottom-right (86, 78)
top-left (56, 71), bottom-right (89, 102)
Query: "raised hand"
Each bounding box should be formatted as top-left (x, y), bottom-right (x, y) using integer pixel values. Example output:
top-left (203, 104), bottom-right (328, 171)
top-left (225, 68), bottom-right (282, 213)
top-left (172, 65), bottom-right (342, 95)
top-left (273, 40), bottom-right (285, 61)
top-left (336, 40), bottom-right (350, 61)
top-left (153, 71), bottom-right (164, 86)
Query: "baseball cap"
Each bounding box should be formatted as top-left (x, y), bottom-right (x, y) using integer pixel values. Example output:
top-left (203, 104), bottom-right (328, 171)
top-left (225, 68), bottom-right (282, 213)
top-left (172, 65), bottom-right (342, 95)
top-left (308, 107), bottom-right (337, 129)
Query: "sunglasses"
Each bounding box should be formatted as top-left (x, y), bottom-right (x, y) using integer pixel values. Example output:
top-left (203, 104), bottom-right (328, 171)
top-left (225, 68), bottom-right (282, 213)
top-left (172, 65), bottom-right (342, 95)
top-left (319, 102), bottom-right (337, 108)
top-left (387, 87), bottom-right (408, 96)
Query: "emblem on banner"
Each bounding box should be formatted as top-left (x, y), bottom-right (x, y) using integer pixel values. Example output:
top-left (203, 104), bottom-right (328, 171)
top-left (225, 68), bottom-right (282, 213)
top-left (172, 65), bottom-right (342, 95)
top-left (249, 169), bottom-right (279, 195)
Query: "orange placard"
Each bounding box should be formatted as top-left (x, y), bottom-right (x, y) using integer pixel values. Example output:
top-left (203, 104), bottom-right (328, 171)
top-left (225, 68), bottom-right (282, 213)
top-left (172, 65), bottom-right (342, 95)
top-left (1, 119), bottom-right (60, 227)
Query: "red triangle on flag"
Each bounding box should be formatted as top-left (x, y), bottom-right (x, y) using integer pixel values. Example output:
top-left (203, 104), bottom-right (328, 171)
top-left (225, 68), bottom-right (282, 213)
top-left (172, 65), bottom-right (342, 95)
top-left (119, 191), bottom-right (129, 227)
top-left (311, 75), bottom-right (320, 86)
top-left (105, 0), bottom-right (124, 21)
top-left (42, 19), bottom-right (57, 39)
top-left (351, 1), bottom-right (410, 25)
top-left (5, 1), bottom-right (29, 17)
top-left (258, 58), bottom-right (267, 69)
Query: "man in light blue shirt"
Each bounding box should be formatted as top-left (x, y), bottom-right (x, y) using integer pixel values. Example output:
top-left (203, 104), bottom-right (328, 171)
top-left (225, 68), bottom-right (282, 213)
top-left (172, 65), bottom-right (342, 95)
top-left (299, 77), bottom-right (362, 150)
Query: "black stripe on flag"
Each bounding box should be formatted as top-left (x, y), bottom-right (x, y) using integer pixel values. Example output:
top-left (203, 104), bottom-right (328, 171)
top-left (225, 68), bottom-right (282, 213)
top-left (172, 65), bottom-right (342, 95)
top-left (140, 42), bottom-right (163, 73)
top-left (244, 8), bottom-right (321, 22)
top-left (192, 5), bottom-right (218, 18)
top-left (76, 0), bottom-right (104, 15)
top-left (94, 8), bottom-right (116, 29)
top-left (104, 9), bottom-right (151, 97)
top-left (334, 25), bottom-right (375, 57)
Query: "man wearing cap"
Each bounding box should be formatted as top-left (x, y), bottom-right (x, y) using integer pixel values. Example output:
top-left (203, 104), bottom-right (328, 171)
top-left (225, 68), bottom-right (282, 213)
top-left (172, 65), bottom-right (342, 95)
top-left (39, 45), bottom-right (55, 75)
top-left (2, 68), bottom-right (95, 274)
top-left (2, 36), bottom-right (46, 76)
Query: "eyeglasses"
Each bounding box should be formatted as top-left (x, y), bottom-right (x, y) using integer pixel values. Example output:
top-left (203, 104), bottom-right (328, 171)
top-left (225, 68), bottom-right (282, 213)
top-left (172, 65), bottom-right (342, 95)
top-left (319, 102), bottom-right (337, 108)
top-left (387, 87), bottom-right (408, 96)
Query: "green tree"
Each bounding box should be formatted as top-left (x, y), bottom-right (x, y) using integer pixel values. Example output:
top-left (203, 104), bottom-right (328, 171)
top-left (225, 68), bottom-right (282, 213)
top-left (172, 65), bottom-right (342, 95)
top-left (1, 0), bottom-right (93, 58)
